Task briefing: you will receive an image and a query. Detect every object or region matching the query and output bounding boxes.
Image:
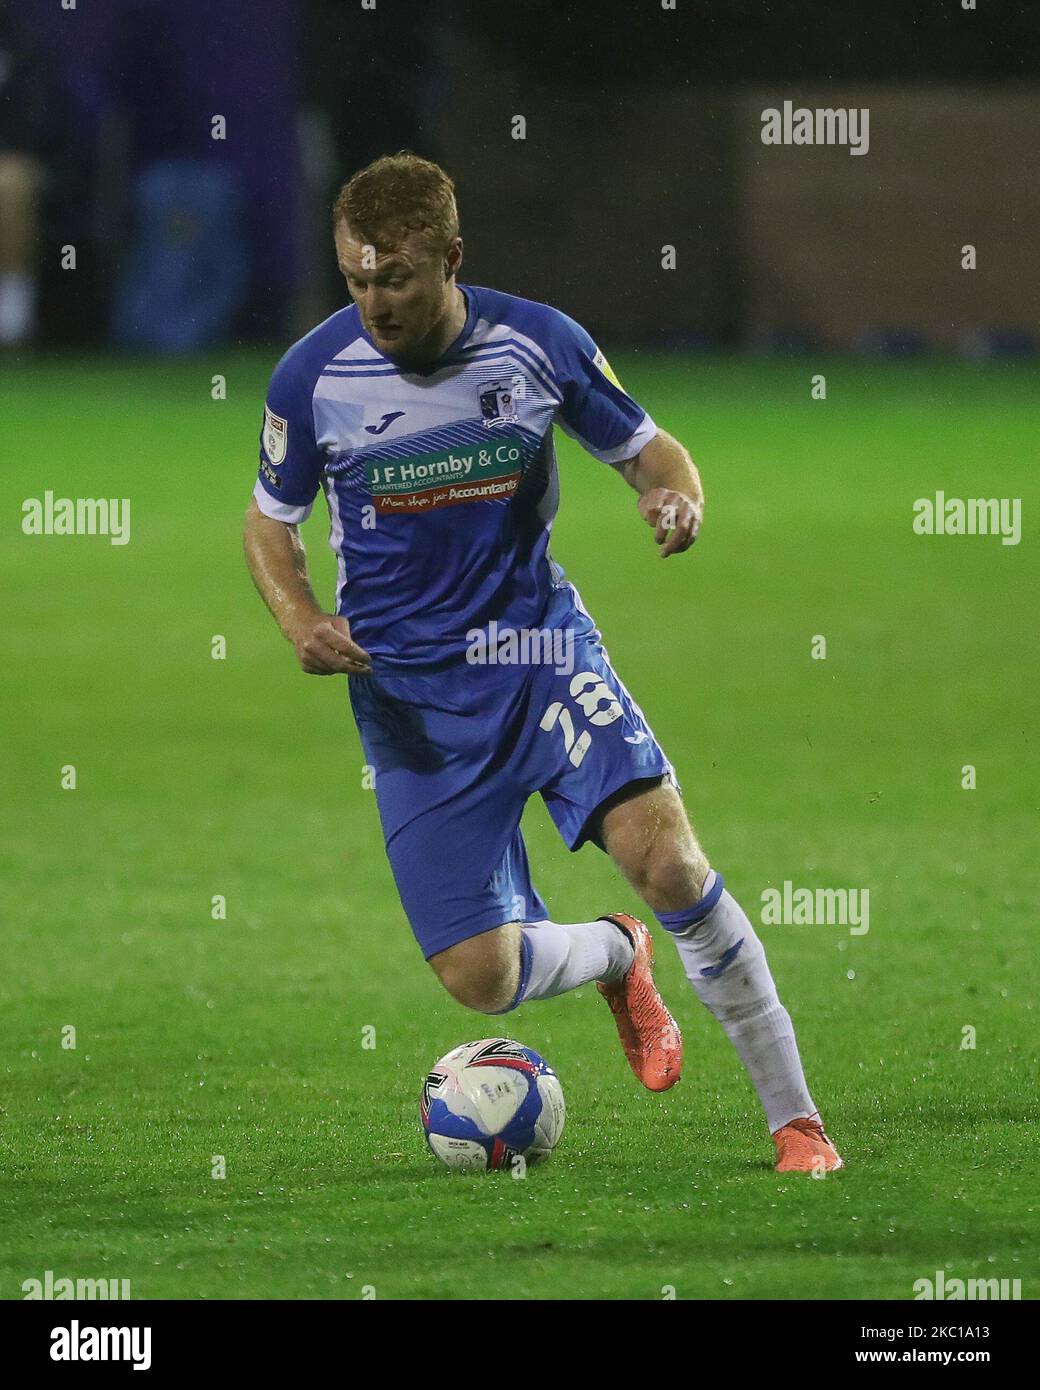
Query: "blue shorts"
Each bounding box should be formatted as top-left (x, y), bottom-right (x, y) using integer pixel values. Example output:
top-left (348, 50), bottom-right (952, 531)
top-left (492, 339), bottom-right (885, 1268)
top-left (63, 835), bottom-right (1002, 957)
top-left (348, 624), bottom-right (675, 959)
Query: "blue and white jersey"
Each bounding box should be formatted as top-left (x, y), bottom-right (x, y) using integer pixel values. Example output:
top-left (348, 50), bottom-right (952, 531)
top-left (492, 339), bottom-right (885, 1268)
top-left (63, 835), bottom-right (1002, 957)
top-left (253, 284), bottom-right (656, 673)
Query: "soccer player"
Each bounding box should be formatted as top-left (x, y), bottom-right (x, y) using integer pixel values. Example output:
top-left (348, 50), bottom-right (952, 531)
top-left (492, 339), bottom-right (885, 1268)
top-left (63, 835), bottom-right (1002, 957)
top-left (243, 153), bottom-right (841, 1174)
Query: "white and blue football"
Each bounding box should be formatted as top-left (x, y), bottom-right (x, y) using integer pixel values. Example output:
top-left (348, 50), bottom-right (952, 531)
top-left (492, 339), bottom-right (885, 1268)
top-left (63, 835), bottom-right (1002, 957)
top-left (420, 1038), bottom-right (566, 1171)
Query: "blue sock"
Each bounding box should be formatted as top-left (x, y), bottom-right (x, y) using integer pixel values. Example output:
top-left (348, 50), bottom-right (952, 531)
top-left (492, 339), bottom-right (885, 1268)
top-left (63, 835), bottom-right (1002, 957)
top-left (654, 870), bottom-right (725, 934)
top-left (491, 931), bottom-right (534, 1014)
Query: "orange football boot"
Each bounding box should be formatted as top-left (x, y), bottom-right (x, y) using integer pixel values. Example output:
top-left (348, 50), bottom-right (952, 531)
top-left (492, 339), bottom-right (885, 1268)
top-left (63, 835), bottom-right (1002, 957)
top-left (596, 913), bottom-right (683, 1092)
top-left (772, 1115), bottom-right (844, 1173)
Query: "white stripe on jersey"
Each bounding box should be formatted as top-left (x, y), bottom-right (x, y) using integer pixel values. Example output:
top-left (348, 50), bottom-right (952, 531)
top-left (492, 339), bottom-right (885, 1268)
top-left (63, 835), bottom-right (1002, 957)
top-left (252, 477), bottom-right (314, 525)
top-left (311, 316), bottom-right (564, 461)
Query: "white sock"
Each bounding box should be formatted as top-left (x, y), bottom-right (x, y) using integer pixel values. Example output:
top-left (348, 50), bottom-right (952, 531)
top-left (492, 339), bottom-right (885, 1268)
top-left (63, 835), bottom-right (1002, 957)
top-left (517, 918), bottom-right (634, 1002)
top-left (669, 873), bottom-right (816, 1133)
top-left (0, 272), bottom-right (36, 346)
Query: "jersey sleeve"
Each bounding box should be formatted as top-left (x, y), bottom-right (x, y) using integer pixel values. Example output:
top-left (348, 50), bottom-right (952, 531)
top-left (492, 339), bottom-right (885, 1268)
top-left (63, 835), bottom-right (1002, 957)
top-left (252, 351), bottom-right (324, 524)
top-left (548, 310), bottom-right (657, 467)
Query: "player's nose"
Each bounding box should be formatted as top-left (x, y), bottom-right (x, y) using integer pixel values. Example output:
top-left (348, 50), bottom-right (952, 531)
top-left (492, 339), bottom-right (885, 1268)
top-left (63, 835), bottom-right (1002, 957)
top-left (367, 290), bottom-right (392, 321)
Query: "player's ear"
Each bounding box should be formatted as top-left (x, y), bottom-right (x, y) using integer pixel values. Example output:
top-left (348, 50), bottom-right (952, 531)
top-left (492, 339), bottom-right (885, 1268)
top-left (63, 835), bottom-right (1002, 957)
top-left (445, 236), bottom-right (463, 281)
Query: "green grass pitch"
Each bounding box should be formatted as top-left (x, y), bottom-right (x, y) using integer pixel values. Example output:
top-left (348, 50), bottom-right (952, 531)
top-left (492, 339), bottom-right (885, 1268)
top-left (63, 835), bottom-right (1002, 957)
top-left (1, 352), bottom-right (1036, 1300)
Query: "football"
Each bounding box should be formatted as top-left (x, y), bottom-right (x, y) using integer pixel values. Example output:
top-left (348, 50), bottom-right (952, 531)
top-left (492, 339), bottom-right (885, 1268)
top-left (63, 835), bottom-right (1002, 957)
top-left (420, 1038), bottom-right (566, 1171)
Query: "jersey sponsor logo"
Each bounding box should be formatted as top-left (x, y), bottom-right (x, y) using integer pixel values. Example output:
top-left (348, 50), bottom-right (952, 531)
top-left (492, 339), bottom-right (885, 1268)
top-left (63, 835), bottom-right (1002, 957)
top-left (365, 436), bottom-right (525, 513)
top-left (479, 373), bottom-right (524, 427)
top-left (365, 410), bottom-right (405, 436)
top-left (262, 406), bottom-right (287, 465)
top-left (259, 459), bottom-right (283, 490)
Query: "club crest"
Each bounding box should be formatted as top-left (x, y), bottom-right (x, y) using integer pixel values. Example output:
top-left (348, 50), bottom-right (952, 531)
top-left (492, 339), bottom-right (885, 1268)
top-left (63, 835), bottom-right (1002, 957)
top-left (478, 374), bottom-right (524, 428)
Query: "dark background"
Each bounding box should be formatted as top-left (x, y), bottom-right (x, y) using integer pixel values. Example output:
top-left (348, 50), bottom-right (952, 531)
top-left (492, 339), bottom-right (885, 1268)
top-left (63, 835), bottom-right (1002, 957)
top-left (3, 0), bottom-right (1038, 353)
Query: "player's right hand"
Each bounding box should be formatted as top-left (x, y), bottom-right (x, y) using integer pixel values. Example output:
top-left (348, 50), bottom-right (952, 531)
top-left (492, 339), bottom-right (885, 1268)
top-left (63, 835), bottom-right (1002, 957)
top-left (292, 614), bottom-right (373, 676)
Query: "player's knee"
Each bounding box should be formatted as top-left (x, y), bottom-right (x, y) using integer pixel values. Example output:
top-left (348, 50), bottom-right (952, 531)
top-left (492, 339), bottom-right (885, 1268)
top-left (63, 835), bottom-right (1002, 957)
top-left (429, 925), bottom-right (521, 1014)
top-left (435, 960), bottom-right (517, 1013)
top-left (627, 837), bottom-right (710, 911)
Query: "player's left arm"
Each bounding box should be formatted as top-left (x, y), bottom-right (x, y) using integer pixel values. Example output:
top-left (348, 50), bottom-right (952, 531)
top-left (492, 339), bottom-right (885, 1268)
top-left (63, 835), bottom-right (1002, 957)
top-left (620, 428), bottom-right (704, 558)
top-left (550, 309), bottom-right (704, 558)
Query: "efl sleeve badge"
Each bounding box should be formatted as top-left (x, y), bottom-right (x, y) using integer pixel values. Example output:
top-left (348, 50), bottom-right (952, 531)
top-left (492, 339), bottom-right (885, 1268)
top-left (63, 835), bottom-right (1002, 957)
top-left (262, 406), bottom-right (288, 465)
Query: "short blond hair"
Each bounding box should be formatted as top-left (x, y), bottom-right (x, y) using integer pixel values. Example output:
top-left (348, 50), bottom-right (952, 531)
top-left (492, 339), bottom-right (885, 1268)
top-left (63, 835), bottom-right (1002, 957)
top-left (331, 152), bottom-right (459, 253)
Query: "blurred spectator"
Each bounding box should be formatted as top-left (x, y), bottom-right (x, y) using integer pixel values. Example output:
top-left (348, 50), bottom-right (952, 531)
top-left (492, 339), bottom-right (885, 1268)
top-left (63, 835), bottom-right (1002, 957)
top-left (23, 0), bottom-right (302, 348)
top-left (0, 9), bottom-right (67, 346)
